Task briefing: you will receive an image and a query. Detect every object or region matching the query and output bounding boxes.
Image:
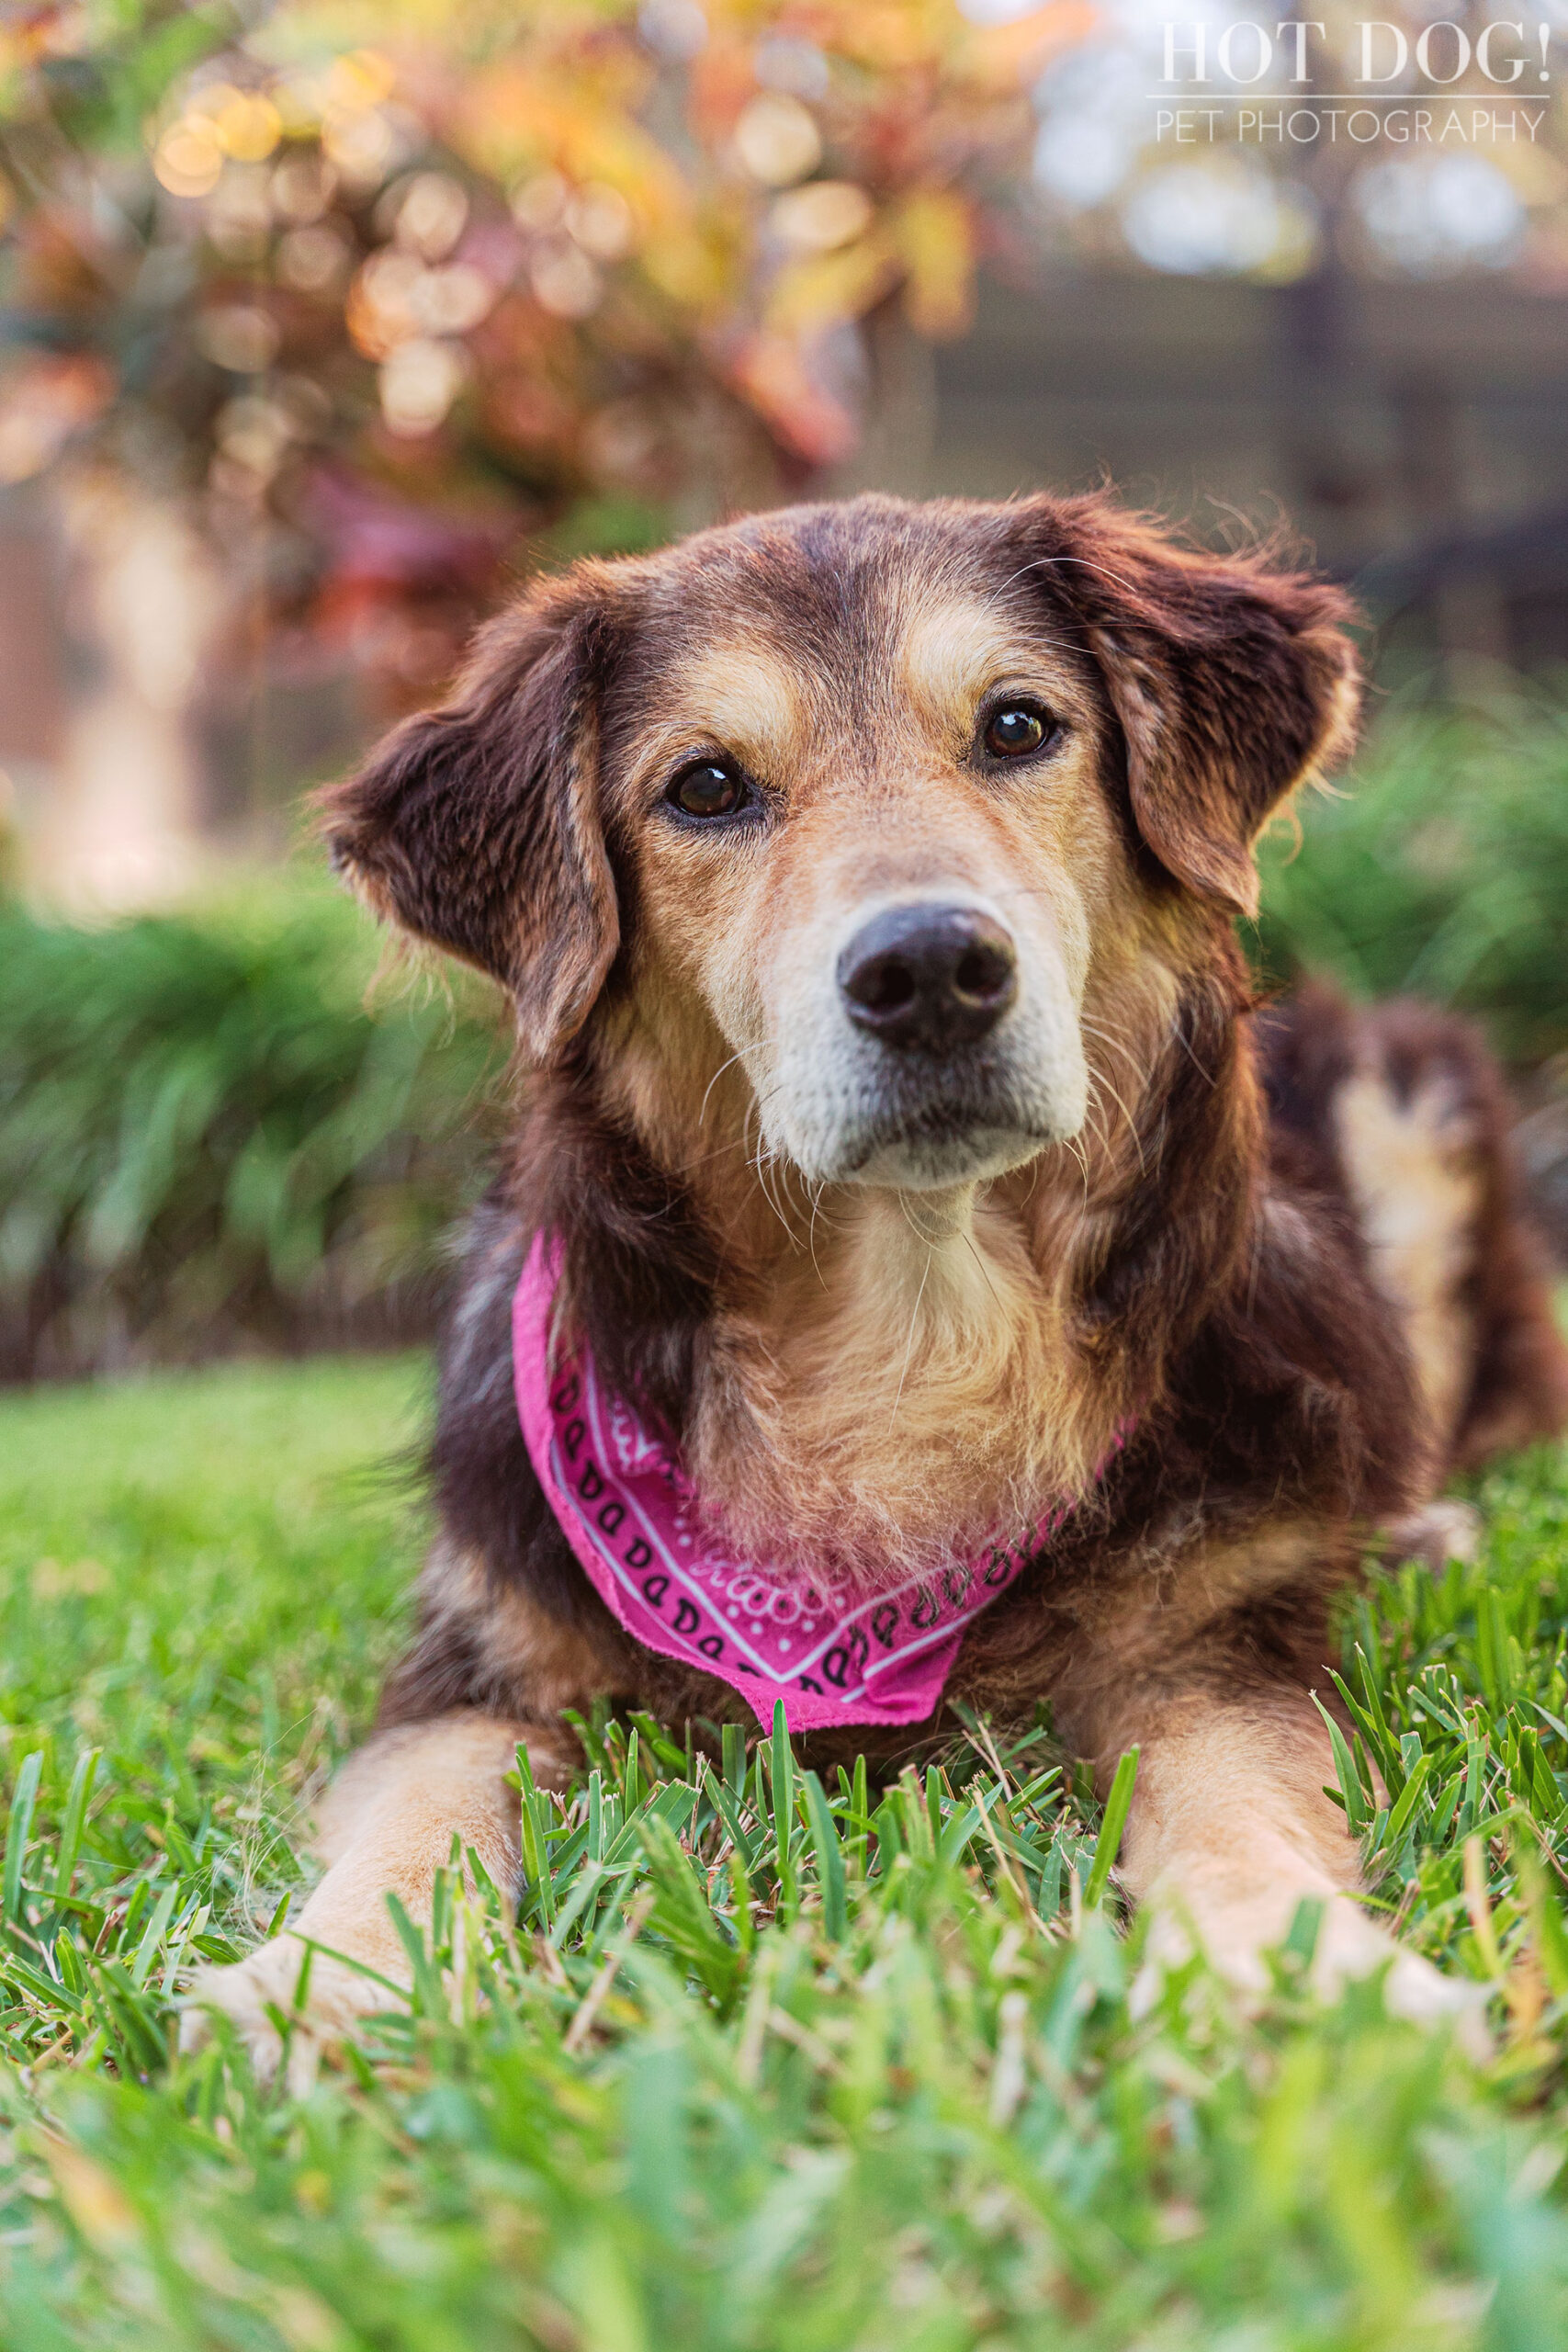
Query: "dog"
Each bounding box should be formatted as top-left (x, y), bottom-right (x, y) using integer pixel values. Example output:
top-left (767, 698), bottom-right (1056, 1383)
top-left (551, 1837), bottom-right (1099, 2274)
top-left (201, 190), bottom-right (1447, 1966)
top-left (187, 491), bottom-right (1568, 2075)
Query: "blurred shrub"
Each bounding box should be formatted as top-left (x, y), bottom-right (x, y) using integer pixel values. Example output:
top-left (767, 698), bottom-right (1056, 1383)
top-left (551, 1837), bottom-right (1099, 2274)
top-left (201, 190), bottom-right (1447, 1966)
top-left (1253, 684), bottom-right (1568, 1068)
top-left (0, 880), bottom-right (504, 1381)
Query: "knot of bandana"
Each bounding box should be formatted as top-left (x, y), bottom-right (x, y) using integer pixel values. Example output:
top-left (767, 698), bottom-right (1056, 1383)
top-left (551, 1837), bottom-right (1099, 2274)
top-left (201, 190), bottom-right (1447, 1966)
top-left (513, 1236), bottom-right (1129, 1734)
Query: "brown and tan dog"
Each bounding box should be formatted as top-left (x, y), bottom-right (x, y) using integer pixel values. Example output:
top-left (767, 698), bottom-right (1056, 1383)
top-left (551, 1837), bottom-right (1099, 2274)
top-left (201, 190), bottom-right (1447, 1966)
top-left (188, 492), bottom-right (1568, 2074)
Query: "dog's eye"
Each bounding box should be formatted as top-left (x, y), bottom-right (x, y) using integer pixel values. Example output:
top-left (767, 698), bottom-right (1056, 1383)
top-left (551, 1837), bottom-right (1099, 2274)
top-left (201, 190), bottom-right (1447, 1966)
top-left (983, 704), bottom-right (1051, 759)
top-left (667, 760), bottom-right (746, 820)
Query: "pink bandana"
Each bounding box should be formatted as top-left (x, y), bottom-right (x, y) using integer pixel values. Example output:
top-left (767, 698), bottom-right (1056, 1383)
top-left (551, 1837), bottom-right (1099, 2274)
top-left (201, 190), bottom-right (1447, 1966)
top-left (513, 1236), bottom-right (1124, 1734)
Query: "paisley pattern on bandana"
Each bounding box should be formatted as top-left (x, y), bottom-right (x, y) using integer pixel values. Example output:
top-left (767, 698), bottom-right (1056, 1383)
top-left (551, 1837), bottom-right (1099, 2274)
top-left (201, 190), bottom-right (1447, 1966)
top-left (513, 1235), bottom-right (1128, 1734)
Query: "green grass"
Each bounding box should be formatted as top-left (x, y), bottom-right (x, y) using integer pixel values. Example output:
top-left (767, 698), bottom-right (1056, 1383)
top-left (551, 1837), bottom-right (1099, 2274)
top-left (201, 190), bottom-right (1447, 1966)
top-left (4, 1363), bottom-right (1568, 2348)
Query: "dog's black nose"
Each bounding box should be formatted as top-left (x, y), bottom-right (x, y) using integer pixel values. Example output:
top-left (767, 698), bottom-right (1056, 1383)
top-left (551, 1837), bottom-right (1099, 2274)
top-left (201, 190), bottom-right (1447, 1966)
top-left (837, 903), bottom-right (1018, 1053)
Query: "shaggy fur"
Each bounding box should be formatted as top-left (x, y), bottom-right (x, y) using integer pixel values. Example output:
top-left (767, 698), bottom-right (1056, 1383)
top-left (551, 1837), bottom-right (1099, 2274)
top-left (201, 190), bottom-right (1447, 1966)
top-left (186, 492), bottom-right (1568, 2074)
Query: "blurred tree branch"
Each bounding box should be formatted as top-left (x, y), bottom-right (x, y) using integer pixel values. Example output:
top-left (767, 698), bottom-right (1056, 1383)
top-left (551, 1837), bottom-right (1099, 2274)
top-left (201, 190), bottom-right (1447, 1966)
top-left (0, 0), bottom-right (1066, 700)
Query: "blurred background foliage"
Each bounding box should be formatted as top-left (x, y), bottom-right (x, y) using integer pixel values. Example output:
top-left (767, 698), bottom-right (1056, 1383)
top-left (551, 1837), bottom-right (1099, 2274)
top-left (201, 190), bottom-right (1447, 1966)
top-left (0, 0), bottom-right (1564, 719)
top-left (0, 879), bottom-right (507, 1379)
top-left (0, 0), bottom-right (1564, 1379)
top-left (4, 685), bottom-right (1567, 1382)
top-left (0, 0), bottom-right (1056, 710)
top-left (1255, 687), bottom-right (1568, 1069)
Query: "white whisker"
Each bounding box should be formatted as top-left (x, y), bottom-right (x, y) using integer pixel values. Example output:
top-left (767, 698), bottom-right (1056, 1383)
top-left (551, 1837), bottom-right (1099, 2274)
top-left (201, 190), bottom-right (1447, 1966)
top-left (886, 1243), bottom-right (933, 1435)
top-left (699, 1047), bottom-right (750, 1126)
top-left (961, 1226), bottom-right (1006, 1319)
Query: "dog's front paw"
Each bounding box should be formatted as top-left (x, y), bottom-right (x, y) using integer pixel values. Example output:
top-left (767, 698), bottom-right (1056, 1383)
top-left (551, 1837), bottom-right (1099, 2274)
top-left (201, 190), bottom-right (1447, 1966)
top-left (1379, 1942), bottom-right (1488, 2044)
top-left (1315, 1904), bottom-right (1490, 2054)
top-left (1134, 1889), bottom-right (1490, 2056)
top-left (181, 1932), bottom-right (408, 2091)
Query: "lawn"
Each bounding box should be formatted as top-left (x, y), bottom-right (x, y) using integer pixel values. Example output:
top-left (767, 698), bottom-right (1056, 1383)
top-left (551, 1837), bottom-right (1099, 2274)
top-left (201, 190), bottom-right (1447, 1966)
top-left (3, 1358), bottom-right (1568, 2350)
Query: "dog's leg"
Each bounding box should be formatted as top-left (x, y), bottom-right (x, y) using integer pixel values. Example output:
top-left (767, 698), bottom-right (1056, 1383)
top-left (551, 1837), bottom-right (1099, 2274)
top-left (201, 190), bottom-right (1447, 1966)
top-left (183, 1711), bottom-right (570, 2086)
top-left (1109, 1690), bottom-right (1484, 2039)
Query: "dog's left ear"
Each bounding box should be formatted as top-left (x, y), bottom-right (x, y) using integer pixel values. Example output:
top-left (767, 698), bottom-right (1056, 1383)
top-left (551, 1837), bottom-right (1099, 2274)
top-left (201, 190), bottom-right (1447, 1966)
top-left (319, 581), bottom-right (621, 1063)
top-left (1024, 501), bottom-right (1360, 920)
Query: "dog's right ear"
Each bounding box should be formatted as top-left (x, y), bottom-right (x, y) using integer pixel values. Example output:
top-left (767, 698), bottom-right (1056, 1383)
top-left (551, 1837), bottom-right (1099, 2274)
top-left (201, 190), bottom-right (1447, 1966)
top-left (319, 585), bottom-right (621, 1064)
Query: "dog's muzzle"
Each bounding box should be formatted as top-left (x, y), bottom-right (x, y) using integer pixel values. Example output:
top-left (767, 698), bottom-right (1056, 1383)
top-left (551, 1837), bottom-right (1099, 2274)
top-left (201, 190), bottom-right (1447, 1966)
top-left (756, 888), bottom-right (1087, 1190)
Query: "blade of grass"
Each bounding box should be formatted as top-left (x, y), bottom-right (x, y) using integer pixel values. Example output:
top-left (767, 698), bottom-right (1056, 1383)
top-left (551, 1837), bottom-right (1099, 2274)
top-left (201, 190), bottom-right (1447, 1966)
top-left (771, 1702), bottom-right (794, 1883)
top-left (1313, 1694), bottom-right (1372, 1836)
top-left (4, 1749), bottom-right (43, 1923)
top-left (1082, 1747), bottom-right (1138, 1911)
top-left (800, 1771), bottom-right (847, 1942)
top-left (50, 1747), bottom-right (99, 1908)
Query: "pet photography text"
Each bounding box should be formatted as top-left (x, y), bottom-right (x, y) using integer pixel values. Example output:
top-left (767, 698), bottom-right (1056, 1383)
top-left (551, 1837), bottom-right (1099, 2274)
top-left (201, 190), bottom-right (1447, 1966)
top-left (1156, 16), bottom-right (1554, 141)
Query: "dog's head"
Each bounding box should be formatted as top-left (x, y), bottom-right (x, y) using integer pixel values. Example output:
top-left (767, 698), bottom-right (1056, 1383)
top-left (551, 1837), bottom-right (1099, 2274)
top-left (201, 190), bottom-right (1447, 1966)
top-left (323, 494), bottom-right (1357, 1194)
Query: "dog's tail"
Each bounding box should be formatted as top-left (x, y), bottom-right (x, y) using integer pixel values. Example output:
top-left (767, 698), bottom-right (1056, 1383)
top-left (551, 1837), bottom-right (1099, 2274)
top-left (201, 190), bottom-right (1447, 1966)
top-left (1261, 980), bottom-right (1568, 1477)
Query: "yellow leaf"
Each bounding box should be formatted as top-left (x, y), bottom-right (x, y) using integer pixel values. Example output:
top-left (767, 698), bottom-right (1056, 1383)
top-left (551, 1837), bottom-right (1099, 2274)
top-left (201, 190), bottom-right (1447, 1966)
top-left (959, 0), bottom-right (1101, 89)
top-left (642, 213), bottom-right (736, 313)
top-left (891, 189), bottom-right (974, 340)
top-left (764, 241), bottom-right (898, 336)
top-left (837, 1), bottom-right (946, 72)
top-left (457, 67), bottom-right (690, 240)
